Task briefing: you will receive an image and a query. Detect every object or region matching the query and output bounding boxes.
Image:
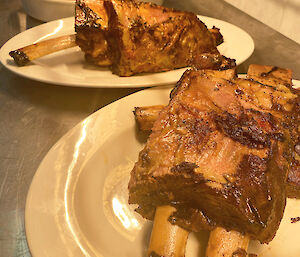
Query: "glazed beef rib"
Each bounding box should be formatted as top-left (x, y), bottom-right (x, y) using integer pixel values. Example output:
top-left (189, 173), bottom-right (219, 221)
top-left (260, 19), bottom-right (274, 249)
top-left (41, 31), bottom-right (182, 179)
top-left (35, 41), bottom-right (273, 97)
top-left (247, 65), bottom-right (300, 198)
top-left (75, 0), bottom-right (234, 76)
top-left (75, 0), bottom-right (112, 66)
top-left (133, 65), bottom-right (300, 199)
top-left (128, 67), bottom-right (299, 243)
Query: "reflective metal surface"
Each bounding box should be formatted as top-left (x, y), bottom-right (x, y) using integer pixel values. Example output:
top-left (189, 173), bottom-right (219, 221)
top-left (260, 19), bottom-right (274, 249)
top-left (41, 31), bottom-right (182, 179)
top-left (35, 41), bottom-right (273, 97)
top-left (0, 0), bottom-right (299, 256)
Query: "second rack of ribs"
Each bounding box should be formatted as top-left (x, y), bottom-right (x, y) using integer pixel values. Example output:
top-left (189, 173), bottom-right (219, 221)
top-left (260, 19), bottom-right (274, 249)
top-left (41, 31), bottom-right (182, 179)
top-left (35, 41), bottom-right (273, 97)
top-left (75, 0), bottom-right (232, 76)
top-left (128, 68), bottom-right (299, 243)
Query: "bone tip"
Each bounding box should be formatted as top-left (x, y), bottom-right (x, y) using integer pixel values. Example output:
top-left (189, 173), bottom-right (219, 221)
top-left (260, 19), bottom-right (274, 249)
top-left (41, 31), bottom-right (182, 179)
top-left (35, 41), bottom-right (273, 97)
top-left (9, 50), bottom-right (30, 66)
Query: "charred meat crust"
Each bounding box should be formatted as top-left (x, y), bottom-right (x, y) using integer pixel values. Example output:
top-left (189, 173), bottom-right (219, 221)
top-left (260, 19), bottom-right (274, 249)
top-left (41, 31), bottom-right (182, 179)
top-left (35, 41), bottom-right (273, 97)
top-left (287, 94), bottom-right (300, 198)
top-left (75, 0), bottom-right (103, 29)
top-left (247, 64), bottom-right (300, 198)
top-left (128, 68), bottom-right (296, 243)
top-left (104, 1), bottom-right (219, 76)
top-left (76, 0), bottom-right (235, 76)
top-left (75, 0), bottom-right (112, 66)
top-left (214, 111), bottom-right (284, 149)
top-left (210, 26), bottom-right (224, 46)
top-left (129, 151), bottom-right (286, 243)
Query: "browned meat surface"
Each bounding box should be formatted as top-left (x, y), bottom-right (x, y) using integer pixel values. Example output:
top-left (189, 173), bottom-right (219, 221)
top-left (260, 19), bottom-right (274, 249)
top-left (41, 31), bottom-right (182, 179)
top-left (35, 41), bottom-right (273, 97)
top-left (134, 105), bottom-right (166, 131)
top-left (247, 64), bottom-right (300, 198)
top-left (209, 26), bottom-right (224, 46)
top-left (133, 65), bottom-right (300, 199)
top-left (75, 0), bottom-right (234, 76)
top-left (75, 0), bottom-right (112, 66)
top-left (134, 68), bottom-right (237, 131)
top-left (128, 67), bottom-right (299, 243)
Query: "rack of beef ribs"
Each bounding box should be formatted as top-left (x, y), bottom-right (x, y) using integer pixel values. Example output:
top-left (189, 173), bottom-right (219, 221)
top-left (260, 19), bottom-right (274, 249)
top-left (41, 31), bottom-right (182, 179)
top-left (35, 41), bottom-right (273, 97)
top-left (129, 64), bottom-right (299, 256)
top-left (10, 0), bottom-right (233, 76)
top-left (246, 64), bottom-right (300, 199)
top-left (133, 65), bottom-right (300, 200)
top-left (75, 0), bottom-right (234, 76)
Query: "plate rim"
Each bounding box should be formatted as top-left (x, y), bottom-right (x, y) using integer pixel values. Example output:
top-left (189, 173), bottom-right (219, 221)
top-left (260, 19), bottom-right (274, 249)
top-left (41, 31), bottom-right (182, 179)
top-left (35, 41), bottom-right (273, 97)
top-left (24, 84), bottom-right (172, 257)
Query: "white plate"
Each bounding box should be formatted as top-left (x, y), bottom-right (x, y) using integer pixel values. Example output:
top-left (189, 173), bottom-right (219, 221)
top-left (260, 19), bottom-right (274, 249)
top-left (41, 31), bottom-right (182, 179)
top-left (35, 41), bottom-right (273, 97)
top-left (0, 16), bottom-right (254, 88)
top-left (22, 0), bottom-right (74, 22)
top-left (26, 80), bottom-right (300, 257)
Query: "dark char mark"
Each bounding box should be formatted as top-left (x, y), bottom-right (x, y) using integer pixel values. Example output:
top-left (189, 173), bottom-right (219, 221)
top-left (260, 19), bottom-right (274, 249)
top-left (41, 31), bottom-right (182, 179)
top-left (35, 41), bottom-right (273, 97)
top-left (260, 66), bottom-right (278, 77)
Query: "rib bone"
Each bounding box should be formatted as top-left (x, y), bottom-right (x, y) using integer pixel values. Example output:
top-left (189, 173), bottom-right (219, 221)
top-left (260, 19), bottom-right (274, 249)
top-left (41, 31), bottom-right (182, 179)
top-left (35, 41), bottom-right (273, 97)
top-left (9, 34), bottom-right (77, 66)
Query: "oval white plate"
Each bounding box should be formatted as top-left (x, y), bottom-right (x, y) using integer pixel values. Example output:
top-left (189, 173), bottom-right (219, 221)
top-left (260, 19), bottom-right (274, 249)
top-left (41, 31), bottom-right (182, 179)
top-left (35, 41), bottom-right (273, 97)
top-left (25, 80), bottom-right (300, 257)
top-left (0, 16), bottom-right (254, 88)
top-left (22, 0), bottom-right (74, 22)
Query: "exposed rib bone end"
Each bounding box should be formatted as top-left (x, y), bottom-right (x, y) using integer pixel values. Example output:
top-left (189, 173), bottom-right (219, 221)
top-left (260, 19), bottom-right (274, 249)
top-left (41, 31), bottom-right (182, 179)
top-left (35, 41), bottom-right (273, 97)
top-left (147, 205), bottom-right (189, 257)
top-left (9, 34), bottom-right (77, 66)
top-left (206, 227), bottom-right (250, 257)
top-left (9, 50), bottom-right (30, 66)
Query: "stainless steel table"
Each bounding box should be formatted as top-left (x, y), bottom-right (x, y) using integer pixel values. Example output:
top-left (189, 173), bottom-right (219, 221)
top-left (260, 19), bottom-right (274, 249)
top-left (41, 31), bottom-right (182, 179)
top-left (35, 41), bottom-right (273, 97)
top-left (0, 0), bottom-right (299, 256)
